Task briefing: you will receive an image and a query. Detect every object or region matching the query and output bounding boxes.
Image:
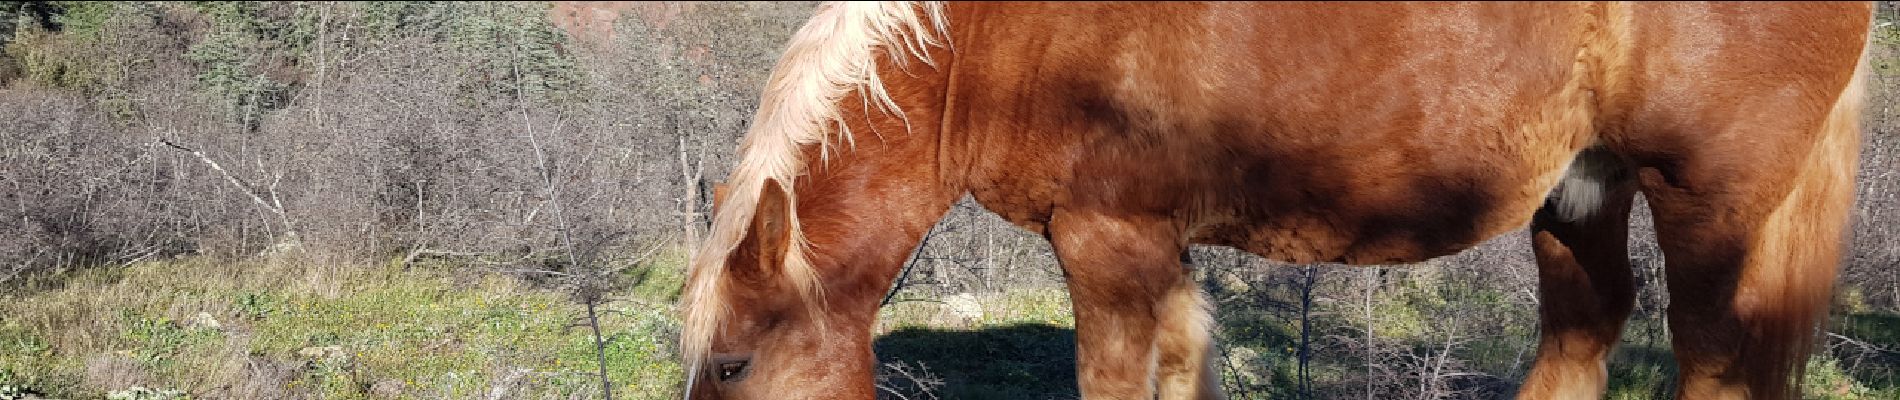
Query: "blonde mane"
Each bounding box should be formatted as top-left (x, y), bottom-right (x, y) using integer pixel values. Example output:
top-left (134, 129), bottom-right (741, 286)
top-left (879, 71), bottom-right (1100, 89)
top-left (679, 1), bottom-right (948, 393)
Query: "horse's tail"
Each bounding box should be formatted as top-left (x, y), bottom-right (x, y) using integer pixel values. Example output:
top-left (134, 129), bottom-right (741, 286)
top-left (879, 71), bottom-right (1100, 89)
top-left (1765, 17), bottom-right (1871, 398)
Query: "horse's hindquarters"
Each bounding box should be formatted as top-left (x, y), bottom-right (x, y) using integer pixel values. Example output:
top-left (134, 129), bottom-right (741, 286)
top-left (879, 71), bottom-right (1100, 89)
top-left (1603, 4), bottom-right (1871, 397)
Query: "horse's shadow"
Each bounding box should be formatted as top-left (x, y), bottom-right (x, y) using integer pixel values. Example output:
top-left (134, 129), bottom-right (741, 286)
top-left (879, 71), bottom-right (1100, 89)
top-left (874, 323), bottom-right (1080, 400)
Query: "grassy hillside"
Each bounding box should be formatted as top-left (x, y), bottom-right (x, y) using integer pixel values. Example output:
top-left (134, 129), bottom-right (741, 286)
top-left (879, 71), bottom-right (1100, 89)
top-left (2, 2), bottom-right (1898, 400)
top-left (0, 254), bottom-right (689, 400)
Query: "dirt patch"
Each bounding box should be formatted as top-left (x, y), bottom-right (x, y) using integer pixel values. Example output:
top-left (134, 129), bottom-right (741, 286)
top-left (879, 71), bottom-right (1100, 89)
top-left (549, 1), bottom-right (696, 45)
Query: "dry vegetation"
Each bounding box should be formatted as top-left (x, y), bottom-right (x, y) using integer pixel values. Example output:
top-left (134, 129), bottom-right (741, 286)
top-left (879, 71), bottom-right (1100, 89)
top-left (0, 2), bottom-right (1896, 400)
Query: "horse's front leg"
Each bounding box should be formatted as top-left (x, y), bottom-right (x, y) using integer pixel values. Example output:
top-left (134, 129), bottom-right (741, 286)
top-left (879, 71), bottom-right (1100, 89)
top-left (1050, 209), bottom-right (1225, 400)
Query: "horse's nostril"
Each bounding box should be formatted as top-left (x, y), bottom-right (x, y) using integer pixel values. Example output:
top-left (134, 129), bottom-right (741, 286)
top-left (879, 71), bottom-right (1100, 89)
top-left (714, 355), bottom-right (751, 382)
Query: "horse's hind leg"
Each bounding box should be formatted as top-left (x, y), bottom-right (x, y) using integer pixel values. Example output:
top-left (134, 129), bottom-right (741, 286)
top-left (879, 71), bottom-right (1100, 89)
top-left (1517, 153), bottom-right (1639, 400)
top-left (1049, 209), bottom-right (1224, 400)
top-left (1635, 82), bottom-right (1861, 399)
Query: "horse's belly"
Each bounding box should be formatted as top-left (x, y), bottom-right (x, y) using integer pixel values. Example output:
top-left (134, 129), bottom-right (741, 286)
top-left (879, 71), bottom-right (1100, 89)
top-left (1065, 81), bottom-right (1586, 264)
top-left (1189, 160), bottom-right (1563, 265)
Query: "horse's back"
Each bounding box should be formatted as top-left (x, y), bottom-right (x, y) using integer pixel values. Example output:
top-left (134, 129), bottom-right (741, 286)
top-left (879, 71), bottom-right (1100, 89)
top-left (949, 2), bottom-right (1871, 264)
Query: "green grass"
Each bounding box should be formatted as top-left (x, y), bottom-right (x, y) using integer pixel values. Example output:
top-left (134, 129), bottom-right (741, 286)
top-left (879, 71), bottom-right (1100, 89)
top-left (870, 285), bottom-right (1900, 400)
top-left (1605, 341), bottom-right (1678, 400)
top-left (1596, 314), bottom-right (1900, 400)
top-left (4, 258), bottom-right (1896, 399)
top-left (0, 255), bottom-right (686, 399)
top-left (879, 288), bottom-right (1074, 329)
top-left (1824, 312), bottom-right (1900, 398)
top-left (875, 289), bottom-right (1079, 399)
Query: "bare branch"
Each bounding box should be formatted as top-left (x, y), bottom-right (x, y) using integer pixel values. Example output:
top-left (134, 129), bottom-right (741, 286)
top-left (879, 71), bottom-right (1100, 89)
top-left (157, 138), bottom-right (294, 237)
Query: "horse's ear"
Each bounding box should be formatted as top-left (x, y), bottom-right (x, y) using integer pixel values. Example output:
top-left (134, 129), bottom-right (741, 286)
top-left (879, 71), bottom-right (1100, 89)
top-left (711, 183), bottom-right (731, 213)
top-left (734, 180), bottom-right (792, 281)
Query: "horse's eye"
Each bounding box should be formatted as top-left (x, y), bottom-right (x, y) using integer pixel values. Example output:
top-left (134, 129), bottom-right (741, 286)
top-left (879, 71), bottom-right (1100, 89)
top-left (717, 359), bottom-right (751, 382)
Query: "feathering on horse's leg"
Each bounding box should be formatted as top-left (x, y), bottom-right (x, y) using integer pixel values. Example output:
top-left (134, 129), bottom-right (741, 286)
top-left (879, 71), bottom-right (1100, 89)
top-left (1155, 261), bottom-right (1225, 400)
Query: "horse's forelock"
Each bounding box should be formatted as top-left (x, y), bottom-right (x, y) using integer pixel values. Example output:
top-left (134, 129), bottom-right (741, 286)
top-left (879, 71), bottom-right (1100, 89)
top-left (678, 2), bottom-right (948, 397)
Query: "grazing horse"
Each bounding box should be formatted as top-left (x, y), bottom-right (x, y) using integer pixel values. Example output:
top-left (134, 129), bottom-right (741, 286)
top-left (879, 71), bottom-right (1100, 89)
top-left (679, 2), bottom-right (1873, 399)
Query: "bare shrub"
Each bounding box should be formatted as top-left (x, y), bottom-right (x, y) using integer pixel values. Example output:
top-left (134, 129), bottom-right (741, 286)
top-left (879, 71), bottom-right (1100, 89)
top-left (876, 361), bottom-right (945, 400)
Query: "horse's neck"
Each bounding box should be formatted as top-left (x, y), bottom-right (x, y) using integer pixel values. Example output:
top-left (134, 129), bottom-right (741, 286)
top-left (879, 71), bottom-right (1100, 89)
top-left (786, 68), bottom-right (962, 310)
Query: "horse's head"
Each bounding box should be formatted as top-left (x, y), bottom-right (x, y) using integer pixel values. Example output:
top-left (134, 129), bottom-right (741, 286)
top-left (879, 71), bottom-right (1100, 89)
top-left (678, 3), bottom-right (951, 397)
top-left (681, 180), bottom-right (875, 399)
